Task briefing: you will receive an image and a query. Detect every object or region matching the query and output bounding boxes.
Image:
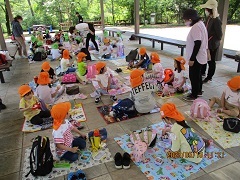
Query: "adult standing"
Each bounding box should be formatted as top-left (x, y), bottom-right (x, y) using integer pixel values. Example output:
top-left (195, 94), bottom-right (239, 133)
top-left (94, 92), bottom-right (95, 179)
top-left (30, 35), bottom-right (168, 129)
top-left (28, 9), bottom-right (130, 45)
top-left (182, 9), bottom-right (208, 101)
top-left (76, 12), bottom-right (83, 23)
top-left (200, 0), bottom-right (222, 83)
top-left (86, 23), bottom-right (99, 53)
top-left (12, 15), bottom-right (27, 58)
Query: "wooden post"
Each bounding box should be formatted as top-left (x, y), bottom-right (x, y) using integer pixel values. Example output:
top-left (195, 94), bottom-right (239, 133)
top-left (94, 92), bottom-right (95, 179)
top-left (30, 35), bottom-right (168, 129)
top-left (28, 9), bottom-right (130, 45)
top-left (5, 0), bottom-right (13, 22)
top-left (0, 23), bottom-right (7, 51)
top-left (216, 0), bottom-right (229, 61)
top-left (134, 0), bottom-right (140, 34)
top-left (100, 0), bottom-right (105, 30)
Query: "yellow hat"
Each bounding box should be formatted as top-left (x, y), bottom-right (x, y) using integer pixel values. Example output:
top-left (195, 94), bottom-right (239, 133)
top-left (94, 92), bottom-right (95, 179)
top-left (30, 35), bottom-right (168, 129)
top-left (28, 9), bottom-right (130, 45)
top-left (160, 103), bottom-right (185, 121)
top-left (130, 69), bottom-right (145, 88)
top-left (103, 38), bottom-right (110, 44)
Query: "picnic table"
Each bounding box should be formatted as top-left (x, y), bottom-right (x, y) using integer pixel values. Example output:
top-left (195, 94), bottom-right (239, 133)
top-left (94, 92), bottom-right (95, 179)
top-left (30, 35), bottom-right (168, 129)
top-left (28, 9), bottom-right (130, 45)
top-left (104, 28), bottom-right (126, 37)
top-left (223, 49), bottom-right (240, 72)
top-left (0, 61), bottom-right (12, 83)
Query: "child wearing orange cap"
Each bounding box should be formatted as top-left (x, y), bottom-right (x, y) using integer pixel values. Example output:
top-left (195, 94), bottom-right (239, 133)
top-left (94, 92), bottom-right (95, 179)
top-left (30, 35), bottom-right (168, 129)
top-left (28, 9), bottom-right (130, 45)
top-left (130, 69), bottom-right (157, 113)
top-left (160, 103), bottom-right (210, 163)
top-left (209, 76), bottom-right (240, 117)
top-left (40, 61), bottom-right (56, 82)
top-left (36, 72), bottom-right (65, 105)
top-left (76, 52), bottom-right (88, 84)
top-left (95, 62), bottom-right (118, 104)
top-left (172, 57), bottom-right (190, 93)
top-left (19, 84), bottom-right (51, 125)
top-left (60, 49), bottom-right (76, 74)
top-left (102, 38), bottom-right (113, 59)
top-left (129, 47), bottom-right (150, 70)
top-left (51, 102), bottom-right (86, 162)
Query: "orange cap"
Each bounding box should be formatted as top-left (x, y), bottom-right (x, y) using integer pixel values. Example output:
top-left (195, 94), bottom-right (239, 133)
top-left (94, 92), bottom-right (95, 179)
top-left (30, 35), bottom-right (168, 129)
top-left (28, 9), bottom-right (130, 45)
top-left (227, 76), bottom-right (240, 91)
top-left (51, 102), bottom-right (71, 130)
top-left (130, 69), bottom-right (145, 88)
top-left (96, 62), bottom-right (106, 74)
top-left (77, 52), bottom-right (87, 62)
top-left (174, 56), bottom-right (186, 70)
top-left (151, 52), bottom-right (160, 63)
top-left (37, 72), bottom-right (51, 85)
top-left (18, 84), bottom-right (32, 97)
top-left (139, 47), bottom-right (146, 55)
top-left (103, 38), bottom-right (110, 44)
top-left (160, 103), bottom-right (185, 121)
top-left (163, 69), bottom-right (174, 82)
top-left (41, 62), bottom-right (50, 72)
top-left (63, 49), bottom-right (70, 59)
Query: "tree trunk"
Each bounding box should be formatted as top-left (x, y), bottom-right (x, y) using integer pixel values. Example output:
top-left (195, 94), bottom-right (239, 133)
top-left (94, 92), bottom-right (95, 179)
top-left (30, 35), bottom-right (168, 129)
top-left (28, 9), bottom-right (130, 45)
top-left (130, 4), bottom-right (134, 25)
top-left (4, 3), bottom-right (11, 35)
top-left (27, 0), bottom-right (34, 16)
top-left (143, 0), bottom-right (146, 25)
top-left (111, 0), bottom-right (115, 25)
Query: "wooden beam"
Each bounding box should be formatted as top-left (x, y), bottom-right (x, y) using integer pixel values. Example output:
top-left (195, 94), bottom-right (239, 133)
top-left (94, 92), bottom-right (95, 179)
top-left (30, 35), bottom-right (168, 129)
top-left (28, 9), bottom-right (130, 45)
top-left (5, 0), bottom-right (13, 22)
top-left (217, 0), bottom-right (229, 61)
top-left (100, 0), bottom-right (105, 30)
top-left (0, 23), bottom-right (7, 50)
top-left (134, 0), bottom-right (140, 34)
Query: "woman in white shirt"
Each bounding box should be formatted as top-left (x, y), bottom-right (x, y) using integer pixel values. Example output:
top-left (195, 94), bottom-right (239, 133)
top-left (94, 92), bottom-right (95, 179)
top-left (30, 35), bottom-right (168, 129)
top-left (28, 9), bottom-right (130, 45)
top-left (182, 9), bottom-right (208, 101)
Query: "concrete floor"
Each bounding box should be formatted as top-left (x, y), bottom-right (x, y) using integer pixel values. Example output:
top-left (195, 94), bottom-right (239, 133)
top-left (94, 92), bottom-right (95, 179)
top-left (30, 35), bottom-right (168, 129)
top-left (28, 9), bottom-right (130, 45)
top-left (0, 29), bottom-right (240, 180)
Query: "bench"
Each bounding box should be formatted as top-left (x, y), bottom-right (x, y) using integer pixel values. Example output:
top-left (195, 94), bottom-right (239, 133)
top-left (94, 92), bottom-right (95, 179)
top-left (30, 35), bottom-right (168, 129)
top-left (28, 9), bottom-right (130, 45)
top-left (104, 28), bottom-right (126, 37)
top-left (0, 61), bottom-right (12, 83)
top-left (134, 33), bottom-right (186, 56)
top-left (223, 49), bottom-right (240, 73)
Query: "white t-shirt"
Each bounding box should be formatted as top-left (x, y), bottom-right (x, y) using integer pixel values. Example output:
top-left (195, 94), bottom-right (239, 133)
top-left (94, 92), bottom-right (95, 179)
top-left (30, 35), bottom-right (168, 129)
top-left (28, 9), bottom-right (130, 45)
top-left (36, 85), bottom-right (55, 105)
top-left (173, 70), bottom-right (186, 87)
top-left (103, 45), bottom-right (113, 54)
top-left (60, 58), bottom-right (70, 72)
top-left (96, 69), bottom-right (112, 88)
top-left (130, 82), bottom-right (157, 113)
top-left (185, 21), bottom-right (208, 65)
top-left (153, 63), bottom-right (164, 76)
top-left (171, 123), bottom-right (205, 163)
top-left (224, 86), bottom-right (240, 107)
top-left (51, 49), bottom-right (61, 60)
top-left (52, 120), bottom-right (74, 157)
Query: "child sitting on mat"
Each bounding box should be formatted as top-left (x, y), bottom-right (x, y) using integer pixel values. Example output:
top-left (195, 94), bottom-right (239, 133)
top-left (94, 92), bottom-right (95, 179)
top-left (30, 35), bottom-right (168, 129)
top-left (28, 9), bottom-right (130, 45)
top-left (18, 84), bottom-right (51, 125)
top-left (128, 47), bottom-right (150, 70)
top-left (48, 43), bottom-right (62, 61)
top-left (130, 69), bottom-right (157, 114)
top-left (172, 57), bottom-right (190, 93)
top-left (76, 52), bottom-right (88, 84)
top-left (51, 102), bottom-right (86, 163)
top-left (41, 61), bottom-right (57, 83)
top-left (160, 103), bottom-right (211, 163)
top-left (60, 49), bottom-right (76, 74)
top-left (94, 62), bottom-right (118, 104)
top-left (36, 72), bottom-right (65, 105)
top-left (102, 38), bottom-right (113, 59)
top-left (209, 76), bottom-right (240, 117)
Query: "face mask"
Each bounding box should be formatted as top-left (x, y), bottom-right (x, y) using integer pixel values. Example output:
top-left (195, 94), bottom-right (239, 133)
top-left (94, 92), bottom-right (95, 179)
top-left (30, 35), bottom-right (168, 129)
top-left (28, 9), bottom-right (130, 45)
top-left (205, 10), bottom-right (210, 16)
top-left (185, 21), bottom-right (191, 27)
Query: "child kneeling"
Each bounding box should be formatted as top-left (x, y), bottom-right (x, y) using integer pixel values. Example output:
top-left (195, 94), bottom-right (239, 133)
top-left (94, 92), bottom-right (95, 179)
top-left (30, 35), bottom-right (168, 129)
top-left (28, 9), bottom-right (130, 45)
top-left (209, 76), bottom-right (240, 117)
top-left (51, 102), bottom-right (86, 162)
top-left (128, 47), bottom-right (150, 70)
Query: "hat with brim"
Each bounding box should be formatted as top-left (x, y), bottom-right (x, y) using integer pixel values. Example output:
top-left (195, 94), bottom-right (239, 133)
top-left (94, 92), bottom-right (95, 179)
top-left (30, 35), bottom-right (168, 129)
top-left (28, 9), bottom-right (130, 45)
top-left (200, 0), bottom-right (218, 9)
top-left (63, 49), bottom-right (70, 59)
top-left (18, 84), bottom-right (32, 97)
top-left (77, 52), bottom-right (87, 62)
top-left (160, 103), bottom-right (185, 122)
top-left (139, 47), bottom-right (146, 56)
top-left (174, 57), bottom-right (186, 70)
top-left (227, 76), bottom-right (240, 91)
top-left (37, 72), bottom-right (51, 85)
top-left (42, 62), bottom-right (51, 72)
top-left (130, 69), bottom-right (145, 88)
top-left (96, 62), bottom-right (106, 74)
top-left (151, 52), bottom-right (160, 63)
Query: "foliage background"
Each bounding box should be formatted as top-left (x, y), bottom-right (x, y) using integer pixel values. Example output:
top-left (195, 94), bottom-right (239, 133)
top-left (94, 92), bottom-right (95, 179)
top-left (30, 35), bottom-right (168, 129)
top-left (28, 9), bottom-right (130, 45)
top-left (0, 0), bottom-right (239, 34)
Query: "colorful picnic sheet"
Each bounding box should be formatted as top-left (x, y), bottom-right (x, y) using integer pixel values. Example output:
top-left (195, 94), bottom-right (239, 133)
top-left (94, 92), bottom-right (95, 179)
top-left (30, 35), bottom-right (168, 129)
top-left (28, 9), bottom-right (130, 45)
top-left (110, 58), bottom-right (129, 66)
top-left (114, 122), bottom-right (226, 180)
top-left (22, 142), bottom-right (113, 180)
top-left (185, 111), bottom-right (240, 149)
top-left (22, 118), bottom-right (53, 133)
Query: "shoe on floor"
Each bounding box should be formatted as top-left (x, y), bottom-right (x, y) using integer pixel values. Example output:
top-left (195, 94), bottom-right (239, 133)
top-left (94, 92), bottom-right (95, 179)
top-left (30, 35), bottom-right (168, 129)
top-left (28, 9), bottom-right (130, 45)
top-left (95, 97), bottom-right (101, 104)
top-left (183, 94), bottom-right (197, 101)
top-left (114, 152), bottom-right (123, 169)
top-left (203, 78), bottom-right (212, 83)
top-left (110, 95), bottom-right (117, 102)
top-left (198, 90), bottom-right (204, 97)
top-left (122, 152), bottom-right (131, 169)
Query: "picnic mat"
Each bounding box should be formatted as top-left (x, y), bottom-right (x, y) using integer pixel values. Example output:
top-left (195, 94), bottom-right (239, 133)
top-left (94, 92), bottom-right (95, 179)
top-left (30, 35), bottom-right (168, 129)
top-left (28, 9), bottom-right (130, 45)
top-left (114, 122), bottom-right (226, 180)
top-left (118, 66), bottom-right (134, 74)
top-left (155, 91), bottom-right (185, 99)
top-left (110, 58), bottom-right (128, 66)
top-left (185, 111), bottom-right (240, 149)
top-left (98, 56), bottom-right (126, 61)
top-left (22, 142), bottom-right (113, 180)
top-left (22, 117), bottom-right (53, 133)
top-left (97, 104), bottom-right (160, 124)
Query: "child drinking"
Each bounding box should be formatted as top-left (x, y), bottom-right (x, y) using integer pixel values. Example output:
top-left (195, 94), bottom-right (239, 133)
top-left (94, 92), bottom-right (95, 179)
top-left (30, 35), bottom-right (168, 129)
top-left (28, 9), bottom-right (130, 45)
top-left (172, 57), bottom-right (188, 93)
top-left (51, 102), bottom-right (86, 162)
top-left (95, 62), bottom-right (118, 104)
top-left (76, 52), bottom-right (88, 84)
top-left (160, 103), bottom-right (210, 163)
top-left (18, 84), bottom-right (51, 125)
top-left (209, 76), bottom-right (240, 117)
top-left (60, 49), bottom-right (75, 74)
top-left (102, 38), bottom-right (113, 59)
top-left (129, 47), bottom-right (150, 70)
top-left (36, 72), bottom-right (65, 105)
top-left (130, 69), bottom-right (157, 113)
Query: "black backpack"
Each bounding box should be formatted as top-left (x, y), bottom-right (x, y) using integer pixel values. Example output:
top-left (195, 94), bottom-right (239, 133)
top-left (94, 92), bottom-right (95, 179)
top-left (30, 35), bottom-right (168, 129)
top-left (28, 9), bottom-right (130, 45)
top-left (25, 136), bottom-right (53, 177)
top-left (126, 48), bottom-right (139, 62)
top-left (32, 52), bottom-right (47, 61)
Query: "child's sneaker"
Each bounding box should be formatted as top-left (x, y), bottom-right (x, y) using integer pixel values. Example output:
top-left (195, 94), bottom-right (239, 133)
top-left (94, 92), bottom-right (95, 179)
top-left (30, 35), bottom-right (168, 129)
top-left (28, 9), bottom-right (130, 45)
top-left (110, 95), bottom-right (117, 102)
top-left (95, 97), bottom-right (101, 104)
top-left (122, 152), bottom-right (131, 169)
top-left (114, 152), bottom-right (123, 169)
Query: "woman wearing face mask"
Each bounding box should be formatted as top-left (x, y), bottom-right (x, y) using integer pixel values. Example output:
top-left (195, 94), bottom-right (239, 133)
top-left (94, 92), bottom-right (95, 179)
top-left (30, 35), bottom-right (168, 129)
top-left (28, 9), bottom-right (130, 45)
top-left (200, 0), bottom-right (222, 83)
top-left (182, 9), bottom-right (208, 101)
top-left (12, 15), bottom-right (28, 58)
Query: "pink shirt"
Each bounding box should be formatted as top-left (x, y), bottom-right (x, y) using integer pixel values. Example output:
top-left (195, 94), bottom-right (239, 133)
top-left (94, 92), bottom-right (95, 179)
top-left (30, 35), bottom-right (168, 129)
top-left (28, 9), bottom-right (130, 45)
top-left (36, 85), bottom-right (55, 105)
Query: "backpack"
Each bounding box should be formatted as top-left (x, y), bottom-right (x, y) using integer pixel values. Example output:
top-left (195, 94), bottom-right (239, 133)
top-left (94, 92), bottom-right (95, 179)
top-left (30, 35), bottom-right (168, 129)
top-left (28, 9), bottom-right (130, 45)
top-left (66, 85), bottom-right (80, 95)
top-left (190, 98), bottom-right (211, 120)
top-left (62, 73), bottom-right (77, 84)
top-left (126, 48), bottom-right (139, 62)
top-left (25, 136), bottom-right (53, 177)
top-left (112, 98), bottom-right (138, 120)
top-left (0, 54), bottom-right (7, 66)
top-left (86, 64), bottom-right (97, 79)
top-left (163, 69), bottom-right (174, 83)
top-left (32, 52), bottom-right (46, 61)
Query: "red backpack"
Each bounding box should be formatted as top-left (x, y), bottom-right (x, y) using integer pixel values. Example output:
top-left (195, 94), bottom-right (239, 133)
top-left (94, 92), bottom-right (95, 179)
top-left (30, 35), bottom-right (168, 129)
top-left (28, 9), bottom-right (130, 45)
top-left (0, 54), bottom-right (7, 66)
